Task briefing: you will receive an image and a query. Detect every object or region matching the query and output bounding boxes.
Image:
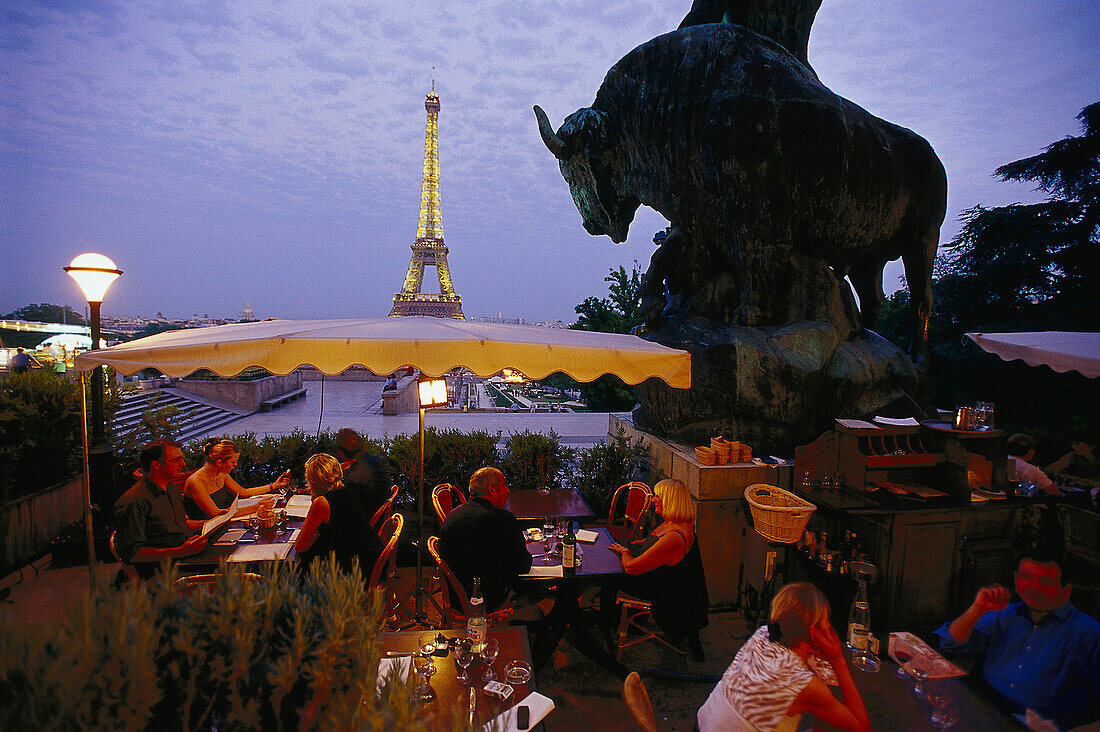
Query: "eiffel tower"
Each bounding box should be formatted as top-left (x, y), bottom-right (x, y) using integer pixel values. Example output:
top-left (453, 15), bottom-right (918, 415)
top-left (390, 81), bottom-right (465, 319)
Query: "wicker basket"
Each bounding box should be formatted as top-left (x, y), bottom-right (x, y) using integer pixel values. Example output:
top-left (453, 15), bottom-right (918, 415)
top-left (745, 484), bottom-right (816, 543)
top-left (695, 446), bottom-right (717, 465)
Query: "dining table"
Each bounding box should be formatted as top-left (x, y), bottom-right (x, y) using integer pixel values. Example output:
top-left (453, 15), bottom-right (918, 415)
top-left (378, 626), bottom-right (549, 730)
top-left (176, 493), bottom-right (307, 570)
top-left (506, 488), bottom-right (596, 523)
top-left (799, 650), bottom-right (1023, 730)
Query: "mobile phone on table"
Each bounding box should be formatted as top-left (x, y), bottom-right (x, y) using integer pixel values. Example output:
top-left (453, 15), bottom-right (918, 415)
top-left (516, 705), bottom-right (530, 729)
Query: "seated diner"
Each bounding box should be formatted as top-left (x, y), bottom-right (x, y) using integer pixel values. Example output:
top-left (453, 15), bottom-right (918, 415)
top-left (294, 453), bottom-right (382, 578)
top-left (184, 439), bottom-right (292, 518)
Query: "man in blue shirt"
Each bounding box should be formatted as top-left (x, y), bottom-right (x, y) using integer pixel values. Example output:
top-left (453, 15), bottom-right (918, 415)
top-left (935, 551), bottom-right (1100, 729)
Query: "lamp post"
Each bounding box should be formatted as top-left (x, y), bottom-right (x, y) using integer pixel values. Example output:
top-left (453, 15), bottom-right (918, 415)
top-left (65, 253), bottom-right (122, 588)
top-left (413, 376), bottom-right (449, 624)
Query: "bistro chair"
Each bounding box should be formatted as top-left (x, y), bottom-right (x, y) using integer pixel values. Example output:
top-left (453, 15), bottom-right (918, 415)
top-left (606, 482), bottom-right (653, 543)
top-left (431, 483), bottom-right (466, 526)
top-left (370, 512), bottom-right (405, 627)
top-left (622, 671), bottom-right (659, 732)
top-left (613, 593), bottom-right (693, 661)
top-left (109, 530), bottom-right (141, 583)
top-left (425, 536), bottom-right (514, 629)
top-left (369, 484), bottom-right (401, 532)
top-left (174, 572), bottom-right (265, 597)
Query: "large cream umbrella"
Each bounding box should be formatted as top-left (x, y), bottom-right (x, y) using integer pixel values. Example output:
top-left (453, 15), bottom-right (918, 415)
top-left (75, 317), bottom-right (691, 607)
top-left (966, 331), bottom-right (1100, 379)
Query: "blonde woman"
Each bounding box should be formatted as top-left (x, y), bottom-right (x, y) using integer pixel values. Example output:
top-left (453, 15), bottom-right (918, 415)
top-left (601, 479), bottom-right (709, 660)
top-left (294, 453), bottom-right (382, 577)
top-left (182, 439), bottom-right (291, 519)
top-left (697, 582), bottom-right (870, 732)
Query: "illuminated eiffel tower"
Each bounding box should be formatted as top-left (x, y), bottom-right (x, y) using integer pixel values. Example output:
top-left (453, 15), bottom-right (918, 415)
top-left (390, 81), bottom-right (464, 319)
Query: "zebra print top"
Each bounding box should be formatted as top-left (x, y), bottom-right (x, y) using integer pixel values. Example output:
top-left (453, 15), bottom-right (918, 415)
top-left (699, 625), bottom-right (815, 731)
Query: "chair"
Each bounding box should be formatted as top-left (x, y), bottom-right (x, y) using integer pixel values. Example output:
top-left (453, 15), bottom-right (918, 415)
top-left (369, 484), bottom-right (401, 532)
top-left (622, 671), bottom-right (658, 732)
top-left (614, 593), bottom-right (692, 661)
top-left (606, 482), bottom-right (653, 543)
top-left (370, 513), bottom-right (405, 626)
top-left (174, 572), bottom-right (265, 597)
top-left (431, 483), bottom-right (466, 526)
top-left (425, 536), bottom-right (514, 629)
top-left (109, 530), bottom-right (141, 583)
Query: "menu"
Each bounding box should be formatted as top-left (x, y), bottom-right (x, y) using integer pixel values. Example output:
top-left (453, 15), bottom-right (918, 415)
top-left (227, 542), bottom-right (293, 562)
top-left (888, 631), bottom-right (965, 679)
top-left (201, 495), bottom-right (240, 536)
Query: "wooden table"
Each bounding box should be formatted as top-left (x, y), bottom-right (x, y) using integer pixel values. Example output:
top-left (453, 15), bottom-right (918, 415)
top-left (801, 651), bottom-right (1022, 730)
top-left (177, 515), bottom-right (303, 569)
top-left (507, 488), bottom-right (596, 523)
top-left (522, 527), bottom-right (622, 581)
top-left (379, 626), bottom-right (545, 729)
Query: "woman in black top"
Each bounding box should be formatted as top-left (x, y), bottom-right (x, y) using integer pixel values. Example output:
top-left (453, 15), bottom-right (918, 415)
top-left (602, 478), bottom-right (709, 659)
top-left (294, 453), bottom-right (382, 579)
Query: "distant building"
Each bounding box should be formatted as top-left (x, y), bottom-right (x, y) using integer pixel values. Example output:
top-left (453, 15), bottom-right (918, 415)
top-left (241, 303), bottom-right (255, 321)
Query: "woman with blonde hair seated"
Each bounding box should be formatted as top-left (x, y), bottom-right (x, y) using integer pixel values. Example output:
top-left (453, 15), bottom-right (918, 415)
top-left (294, 453), bottom-right (381, 577)
top-left (697, 582), bottom-right (870, 732)
top-left (601, 478), bottom-right (709, 661)
top-left (183, 439), bottom-right (291, 518)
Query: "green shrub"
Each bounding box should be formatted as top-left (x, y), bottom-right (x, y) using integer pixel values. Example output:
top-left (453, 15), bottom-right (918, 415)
top-left (0, 561), bottom-right (437, 731)
top-left (571, 427), bottom-right (654, 516)
top-left (111, 391), bottom-right (196, 470)
top-left (0, 371), bottom-right (83, 503)
top-left (500, 429), bottom-right (575, 492)
top-left (387, 427), bottom-right (500, 494)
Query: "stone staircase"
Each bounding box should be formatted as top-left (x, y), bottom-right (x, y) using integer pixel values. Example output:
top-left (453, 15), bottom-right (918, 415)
top-left (111, 388), bottom-right (246, 445)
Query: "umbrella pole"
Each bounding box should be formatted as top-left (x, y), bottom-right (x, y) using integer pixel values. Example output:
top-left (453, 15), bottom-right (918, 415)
top-left (80, 371), bottom-right (96, 591)
top-left (416, 404), bottom-right (425, 620)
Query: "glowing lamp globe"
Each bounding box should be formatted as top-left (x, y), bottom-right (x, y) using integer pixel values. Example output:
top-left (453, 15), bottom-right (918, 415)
top-left (418, 378), bottom-right (448, 407)
top-left (65, 253), bottom-right (122, 303)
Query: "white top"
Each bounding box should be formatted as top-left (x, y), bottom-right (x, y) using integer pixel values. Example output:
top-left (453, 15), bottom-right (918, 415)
top-left (698, 626), bottom-right (815, 732)
top-left (1011, 456), bottom-right (1054, 491)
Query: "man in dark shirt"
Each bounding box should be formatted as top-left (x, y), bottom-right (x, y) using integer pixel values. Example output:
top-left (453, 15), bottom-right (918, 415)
top-left (114, 439), bottom-right (208, 578)
top-left (438, 467), bottom-right (532, 612)
top-left (334, 428), bottom-right (392, 521)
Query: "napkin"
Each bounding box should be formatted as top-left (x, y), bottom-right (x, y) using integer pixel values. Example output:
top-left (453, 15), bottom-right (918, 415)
top-left (574, 529), bottom-right (599, 543)
top-left (520, 566), bottom-right (563, 578)
top-left (874, 416), bottom-right (920, 426)
top-left (227, 542), bottom-right (293, 562)
top-left (483, 691), bottom-right (555, 732)
top-left (214, 528), bottom-right (247, 546)
top-left (375, 656), bottom-right (411, 696)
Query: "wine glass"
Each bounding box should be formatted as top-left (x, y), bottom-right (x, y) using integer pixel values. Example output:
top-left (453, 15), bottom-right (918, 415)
top-left (540, 532), bottom-right (555, 564)
top-left (894, 649), bottom-right (913, 678)
top-left (453, 638), bottom-right (474, 685)
top-left (413, 656), bottom-right (436, 702)
top-left (418, 632), bottom-right (437, 658)
top-left (542, 517), bottom-right (556, 541)
top-left (480, 636), bottom-right (500, 681)
top-left (909, 667), bottom-right (929, 699)
top-left (926, 683), bottom-right (957, 728)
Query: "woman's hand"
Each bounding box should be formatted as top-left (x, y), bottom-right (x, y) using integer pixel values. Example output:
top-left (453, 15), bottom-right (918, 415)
top-left (608, 543), bottom-right (628, 555)
top-left (272, 470), bottom-right (292, 491)
top-left (809, 621), bottom-right (844, 664)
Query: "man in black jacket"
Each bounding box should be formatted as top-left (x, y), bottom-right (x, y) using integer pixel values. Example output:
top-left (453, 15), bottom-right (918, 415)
top-left (334, 428), bottom-right (392, 522)
top-left (438, 467), bottom-right (532, 612)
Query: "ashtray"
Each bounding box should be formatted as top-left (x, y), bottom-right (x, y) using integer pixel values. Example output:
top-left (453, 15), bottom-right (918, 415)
top-left (504, 659), bottom-right (532, 684)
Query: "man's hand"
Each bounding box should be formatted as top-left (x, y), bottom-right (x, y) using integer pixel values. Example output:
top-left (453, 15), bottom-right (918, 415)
top-left (972, 585), bottom-right (1011, 615)
top-left (809, 621), bottom-right (845, 664)
top-left (178, 534), bottom-right (208, 557)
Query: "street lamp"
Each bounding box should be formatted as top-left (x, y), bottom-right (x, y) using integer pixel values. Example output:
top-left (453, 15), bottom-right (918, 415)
top-left (65, 252), bottom-right (122, 589)
top-left (411, 376), bottom-right (449, 624)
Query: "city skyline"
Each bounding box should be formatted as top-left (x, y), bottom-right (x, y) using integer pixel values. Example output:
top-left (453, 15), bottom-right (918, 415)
top-left (3, 1), bottom-right (1098, 324)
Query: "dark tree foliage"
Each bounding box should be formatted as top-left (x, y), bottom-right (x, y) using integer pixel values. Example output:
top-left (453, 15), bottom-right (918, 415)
top-left (569, 264), bottom-right (645, 411)
top-left (130, 321), bottom-right (183, 340)
top-left (875, 103), bottom-right (1100, 457)
top-left (3, 303), bottom-right (86, 326)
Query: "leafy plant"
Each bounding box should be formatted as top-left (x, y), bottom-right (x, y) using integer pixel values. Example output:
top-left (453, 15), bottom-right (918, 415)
top-left (110, 392), bottom-right (197, 471)
top-left (0, 561), bottom-right (434, 731)
top-left (500, 429), bottom-right (574, 492)
top-left (0, 371), bottom-right (83, 503)
top-left (387, 427), bottom-right (500, 497)
top-left (570, 427), bottom-right (654, 516)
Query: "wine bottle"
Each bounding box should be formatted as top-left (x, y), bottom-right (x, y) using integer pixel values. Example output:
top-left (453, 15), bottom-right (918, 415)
top-left (561, 521), bottom-right (577, 570)
top-left (467, 576), bottom-right (487, 653)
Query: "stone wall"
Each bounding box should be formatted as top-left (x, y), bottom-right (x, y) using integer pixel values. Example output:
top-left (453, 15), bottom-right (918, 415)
top-left (176, 371), bottom-right (303, 412)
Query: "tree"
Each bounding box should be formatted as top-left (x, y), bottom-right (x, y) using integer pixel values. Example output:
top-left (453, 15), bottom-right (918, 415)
top-left (936, 102), bottom-right (1099, 334)
top-left (568, 263), bottom-right (645, 411)
top-left (3, 303), bottom-right (86, 326)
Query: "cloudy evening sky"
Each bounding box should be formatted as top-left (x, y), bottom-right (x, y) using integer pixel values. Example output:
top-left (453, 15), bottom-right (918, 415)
top-left (2, 1), bottom-right (1097, 323)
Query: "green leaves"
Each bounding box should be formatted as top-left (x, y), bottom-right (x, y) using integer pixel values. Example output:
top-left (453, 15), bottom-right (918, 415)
top-left (0, 371), bottom-right (82, 503)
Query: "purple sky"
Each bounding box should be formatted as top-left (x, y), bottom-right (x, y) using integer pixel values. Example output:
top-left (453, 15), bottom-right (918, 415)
top-left (2, 1), bottom-right (1097, 323)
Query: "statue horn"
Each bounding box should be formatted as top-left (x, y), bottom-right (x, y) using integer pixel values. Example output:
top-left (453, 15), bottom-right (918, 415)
top-left (534, 105), bottom-right (568, 159)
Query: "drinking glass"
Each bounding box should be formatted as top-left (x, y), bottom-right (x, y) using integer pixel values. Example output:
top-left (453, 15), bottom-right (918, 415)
top-left (909, 667), bottom-right (929, 699)
top-left (894, 649), bottom-right (913, 678)
top-left (540, 532), bottom-right (555, 564)
top-left (927, 688), bottom-right (957, 728)
top-left (453, 638), bottom-right (474, 685)
top-left (542, 517), bottom-right (556, 539)
top-left (976, 401), bottom-right (994, 430)
top-left (418, 632), bottom-right (437, 658)
top-left (537, 484), bottom-right (551, 496)
top-left (480, 636), bottom-right (500, 681)
top-left (413, 656), bottom-right (436, 702)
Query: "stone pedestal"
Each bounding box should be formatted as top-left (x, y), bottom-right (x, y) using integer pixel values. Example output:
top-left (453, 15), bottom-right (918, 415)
top-left (612, 414), bottom-right (793, 610)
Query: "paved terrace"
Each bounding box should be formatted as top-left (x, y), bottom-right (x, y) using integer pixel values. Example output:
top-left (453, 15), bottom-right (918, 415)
top-left (195, 379), bottom-right (624, 448)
